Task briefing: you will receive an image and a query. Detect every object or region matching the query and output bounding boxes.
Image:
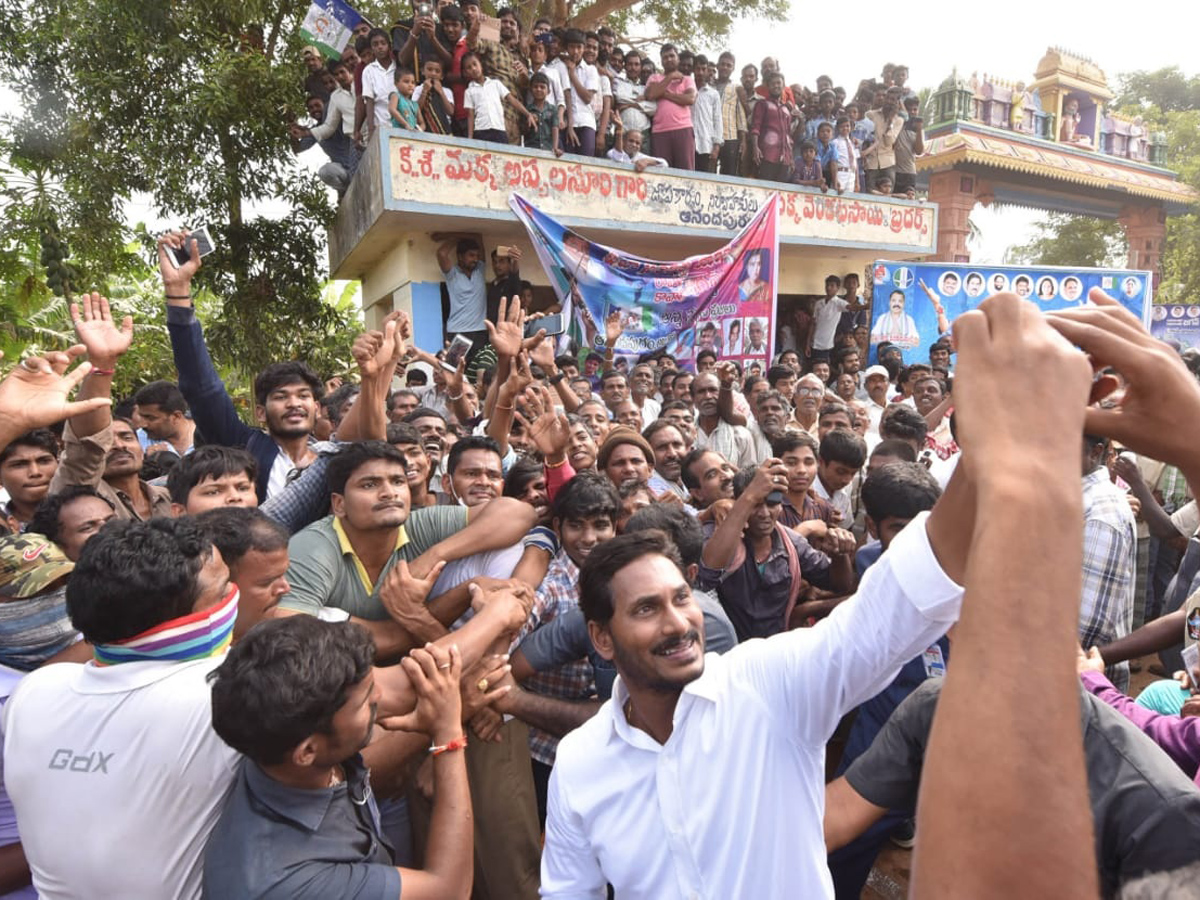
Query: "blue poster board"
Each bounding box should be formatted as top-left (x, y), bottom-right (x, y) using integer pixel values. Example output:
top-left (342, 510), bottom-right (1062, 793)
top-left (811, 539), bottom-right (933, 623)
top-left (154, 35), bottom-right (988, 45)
top-left (868, 261), bottom-right (1153, 365)
top-left (1150, 304), bottom-right (1200, 350)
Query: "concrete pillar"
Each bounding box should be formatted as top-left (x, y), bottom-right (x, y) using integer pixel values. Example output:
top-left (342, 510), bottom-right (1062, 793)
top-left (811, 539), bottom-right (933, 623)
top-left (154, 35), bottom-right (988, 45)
top-left (927, 171), bottom-right (984, 263)
top-left (1118, 203), bottom-right (1167, 279)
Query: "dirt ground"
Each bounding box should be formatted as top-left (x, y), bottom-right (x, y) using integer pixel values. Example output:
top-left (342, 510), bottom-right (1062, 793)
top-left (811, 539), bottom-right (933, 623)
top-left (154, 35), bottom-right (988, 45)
top-left (858, 655), bottom-right (1164, 899)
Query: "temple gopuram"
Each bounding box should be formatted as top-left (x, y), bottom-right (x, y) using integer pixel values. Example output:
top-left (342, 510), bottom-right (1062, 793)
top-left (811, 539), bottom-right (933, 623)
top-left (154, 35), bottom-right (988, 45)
top-left (918, 47), bottom-right (1197, 275)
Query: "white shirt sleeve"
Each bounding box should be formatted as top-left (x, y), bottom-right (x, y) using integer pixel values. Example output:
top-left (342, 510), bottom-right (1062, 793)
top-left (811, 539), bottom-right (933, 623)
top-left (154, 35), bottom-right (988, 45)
top-left (541, 763), bottom-right (607, 899)
top-left (733, 510), bottom-right (963, 744)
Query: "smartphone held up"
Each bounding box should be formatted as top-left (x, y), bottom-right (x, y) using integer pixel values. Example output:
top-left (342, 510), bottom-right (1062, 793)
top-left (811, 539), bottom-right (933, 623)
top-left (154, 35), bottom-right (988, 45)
top-left (166, 225), bottom-right (217, 269)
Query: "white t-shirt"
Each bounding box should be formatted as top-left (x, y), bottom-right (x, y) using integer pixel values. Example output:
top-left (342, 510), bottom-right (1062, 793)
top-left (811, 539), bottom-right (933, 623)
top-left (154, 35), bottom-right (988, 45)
top-left (464, 77), bottom-right (510, 131)
top-left (2, 658), bottom-right (239, 899)
top-left (811, 296), bottom-right (848, 351)
top-left (558, 60), bottom-right (599, 129)
top-left (0, 665), bottom-right (35, 900)
top-left (361, 59), bottom-right (397, 126)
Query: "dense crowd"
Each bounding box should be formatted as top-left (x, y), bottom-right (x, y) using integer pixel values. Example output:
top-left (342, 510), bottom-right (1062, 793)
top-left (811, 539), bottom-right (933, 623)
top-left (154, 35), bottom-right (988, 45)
top-left (290, 2), bottom-right (924, 199)
top-left (2, 230), bottom-right (1200, 899)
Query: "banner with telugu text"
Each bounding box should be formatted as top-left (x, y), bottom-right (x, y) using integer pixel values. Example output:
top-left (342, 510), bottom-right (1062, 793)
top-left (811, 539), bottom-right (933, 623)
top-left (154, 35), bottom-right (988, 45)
top-left (868, 261), bottom-right (1154, 365)
top-left (1150, 303), bottom-right (1200, 350)
top-left (509, 193), bottom-right (780, 371)
top-left (300, 0), bottom-right (365, 59)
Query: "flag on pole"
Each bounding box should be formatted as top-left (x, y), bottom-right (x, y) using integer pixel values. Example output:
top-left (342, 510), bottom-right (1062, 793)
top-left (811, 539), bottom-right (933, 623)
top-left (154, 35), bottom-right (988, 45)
top-left (300, 0), bottom-right (366, 59)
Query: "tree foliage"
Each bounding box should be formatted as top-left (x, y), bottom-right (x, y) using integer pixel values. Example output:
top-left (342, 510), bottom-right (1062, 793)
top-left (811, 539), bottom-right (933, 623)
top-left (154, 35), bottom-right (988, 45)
top-left (1006, 213), bottom-right (1127, 268)
top-left (0, 0), bottom-right (359, 385)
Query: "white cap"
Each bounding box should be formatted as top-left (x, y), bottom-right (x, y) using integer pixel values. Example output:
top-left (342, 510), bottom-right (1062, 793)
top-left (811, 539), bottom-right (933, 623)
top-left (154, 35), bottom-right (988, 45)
top-left (864, 365), bottom-right (890, 380)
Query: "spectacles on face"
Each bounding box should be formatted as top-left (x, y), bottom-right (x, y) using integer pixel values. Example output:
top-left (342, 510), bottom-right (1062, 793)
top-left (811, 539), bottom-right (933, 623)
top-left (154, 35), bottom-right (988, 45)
top-left (796, 387), bottom-right (823, 397)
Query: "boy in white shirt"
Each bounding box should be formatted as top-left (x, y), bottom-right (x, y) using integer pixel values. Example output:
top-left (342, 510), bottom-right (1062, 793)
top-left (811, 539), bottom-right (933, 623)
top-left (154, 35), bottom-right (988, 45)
top-left (357, 27), bottom-right (396, 144)
top-left (462, 52), bottom-right (536, 144)
top-left (557, 28), bottom-right (600, 156)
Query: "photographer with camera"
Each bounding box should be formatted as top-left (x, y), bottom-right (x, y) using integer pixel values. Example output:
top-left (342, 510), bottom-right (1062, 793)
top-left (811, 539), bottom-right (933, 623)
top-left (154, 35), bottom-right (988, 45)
top-left (892, 93), bottom-right (924, 198)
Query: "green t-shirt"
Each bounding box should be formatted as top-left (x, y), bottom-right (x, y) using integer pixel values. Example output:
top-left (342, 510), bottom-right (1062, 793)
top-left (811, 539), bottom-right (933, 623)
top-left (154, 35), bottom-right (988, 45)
top-left (279, 507), bottom-right (469, 620)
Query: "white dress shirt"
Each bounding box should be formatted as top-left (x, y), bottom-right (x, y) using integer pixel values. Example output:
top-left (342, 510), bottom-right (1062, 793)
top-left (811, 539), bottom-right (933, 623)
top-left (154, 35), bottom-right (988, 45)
top-left (541, 511), bottom-right (962, 899)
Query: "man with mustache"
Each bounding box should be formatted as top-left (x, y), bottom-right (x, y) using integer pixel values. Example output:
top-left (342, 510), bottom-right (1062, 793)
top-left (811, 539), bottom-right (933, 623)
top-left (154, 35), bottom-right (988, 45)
top-left (869, 290), bottom-right (920, 351)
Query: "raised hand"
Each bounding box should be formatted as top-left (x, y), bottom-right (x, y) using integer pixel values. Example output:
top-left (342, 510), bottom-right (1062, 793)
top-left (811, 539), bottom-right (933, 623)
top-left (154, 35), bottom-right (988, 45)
top-left (0, 348), bottom-right (111, 443)
top-left (378, 557), bottom-right (448, 632)
top-left (70, 292), bottom-right (133, 367)
top-left (157, 230), bottom-right (201, 298)
top-left (1047, 289), bottom-right (1200, 476)
top-left (604, 308), bottom-right (622, 348)
top-left (515, 383), bottom-right (570, 461)
top-left (485, 295), bottom-right (526, 359)
top-left (351, 315), bottom-right (406, 382)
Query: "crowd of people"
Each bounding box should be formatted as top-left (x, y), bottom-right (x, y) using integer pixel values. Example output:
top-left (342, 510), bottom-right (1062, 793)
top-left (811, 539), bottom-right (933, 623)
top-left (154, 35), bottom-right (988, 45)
top-left (2, 228), bottom-right (1200, 899)
top-left (291, 3), bottom-right (924, 198)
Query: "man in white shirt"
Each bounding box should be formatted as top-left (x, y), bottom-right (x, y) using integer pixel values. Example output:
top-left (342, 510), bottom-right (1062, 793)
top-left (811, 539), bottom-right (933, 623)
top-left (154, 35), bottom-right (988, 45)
top-left (612, 50), bottom-right (655, 145)
top-left (606, 129), bottom-right (666, 173)
top-left (291, 59), bottom-right (360, 194)
top-left (541, 456), bottom-right (971, 898)
top-left (691, 55), bottom-right (723, 172)
top-left (558, 29), bottom-right (600, 156)
top-left (862, 364), bottom-right (891, 436)
top-left (808, 274), bottom-right (863, 363)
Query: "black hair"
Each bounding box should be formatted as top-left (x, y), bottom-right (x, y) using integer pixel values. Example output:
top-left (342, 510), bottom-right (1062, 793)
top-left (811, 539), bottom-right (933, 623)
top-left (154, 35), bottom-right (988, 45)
top-left (641, 418), bottom-right (684, 446)
top-left (322, 382), bottom-right (361, 426)
top-left (679, 446), bottom-right (718, 490)
top-left (861, 461), bottom-right (941, 524)
top-left (766, 364), bottom-right (796, 388)
top-left (818, 400), bottom-right (851, 422)
top-left (731, 465), bottom-right (759, 499)
top-left (367, 26), bottom-right (390, 43)
top-left (695, 349), bottom-right (717, 365)
top-left (799, 139), bottom-right (816, 152)
top-left (871, 438), bottom-right (919, 464)
top-left (600, 369), bottom-right (627, 386)
top-left (497, 5), bottom-right (518, 18)
top-left (625, 504), bottom-right (703, 571)
top-left (209, 616), bottom-right (375, 765)
top-left (825, 274), bottom-right (843, 287)
top-left (819, 428), bottom-right (868, 468)
top-left (167, 446), bottom-right (258, 505)
top-left (326, 441), bottom-right (407, 496)
top-left (253, 361), bottom-right (323, 407)
top-left (67, 518), bottom-right (214, 644)
top-left (503, 456), bottom-right (545, 499)
top-left (530, 71), bottom-right (550, 87)
top-left (551, 470), bottom-right (619, 525)
top-left (879, 404), bottom-right (928, 445)
top-left (141, 450), bottom-right (180, 481)
top-left (0, 429), bottom-right (58, 467)
top-left (27, 485), bottom-right (114, 545)
top-left (455, 236), bottom-right (480, 256)
top-left (385, 422), bottom-right (422, 446)
top-left (394, 65), bottom-right (416, 80)
top-left (195, 507), bottom-right (289, 568)
top-left (579, 529), bottom-right (682, 625)
top-left (133, 380), bottom-right (188, 414)
top-left (403, 407), bottom-right (447, 426)
top-left (771, 430), bottom-right (819, 457)
top-left (660, 43), bottom-right (677, 54)
top-left (446, 434), bottom-right (502, 477)
top-left (563, 27), bottom-right (586, 45)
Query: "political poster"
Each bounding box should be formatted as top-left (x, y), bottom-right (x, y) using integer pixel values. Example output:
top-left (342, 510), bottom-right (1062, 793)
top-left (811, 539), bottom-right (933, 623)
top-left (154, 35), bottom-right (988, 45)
top-left (510, 193), bottom-right (779, 372)
top-left (868, 261), bottom-right (1154, 364)
top-left (1150, 304), bottom-right (1200, 350)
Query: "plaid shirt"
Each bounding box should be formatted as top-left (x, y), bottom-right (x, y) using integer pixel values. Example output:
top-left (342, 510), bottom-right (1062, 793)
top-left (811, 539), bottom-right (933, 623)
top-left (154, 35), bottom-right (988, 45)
top-left (716, 79), bottom-right (746, 142)
top-left (1080, 468), bottom-right (1137, 692)
top-left (522, 551), bottom-right (594, 765)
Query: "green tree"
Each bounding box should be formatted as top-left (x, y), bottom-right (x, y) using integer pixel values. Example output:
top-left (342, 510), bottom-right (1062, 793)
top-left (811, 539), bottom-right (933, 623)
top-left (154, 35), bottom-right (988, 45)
top-left (1005, 213), bottom-right (1127, 268)
top-left (0, 0), bottom-right (358, 382)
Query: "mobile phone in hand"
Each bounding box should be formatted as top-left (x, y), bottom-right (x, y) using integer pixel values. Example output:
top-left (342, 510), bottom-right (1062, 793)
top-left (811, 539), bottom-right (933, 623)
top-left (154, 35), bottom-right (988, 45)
top-left (442, 334), bottom-right (473, 371)
top-left (524, 313), bottom-right (565, 338)
top-left (167, 225), bottom-right (216, 269)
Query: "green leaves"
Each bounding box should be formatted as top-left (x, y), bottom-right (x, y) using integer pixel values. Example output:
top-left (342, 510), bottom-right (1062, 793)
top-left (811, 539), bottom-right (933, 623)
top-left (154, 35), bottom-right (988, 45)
top-left (0, 0), bottom-right (360, 397)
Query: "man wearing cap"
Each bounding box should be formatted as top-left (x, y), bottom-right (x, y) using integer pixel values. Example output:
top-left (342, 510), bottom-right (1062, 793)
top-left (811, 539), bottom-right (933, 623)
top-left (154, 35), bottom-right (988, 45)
top-left (302, 45), bottom-right (332, 103)
top-left (0, 533), bottom-right (84, 672)
top-left (862, 365), bottom-right (891, 436)
top-left (596, 427), bottom-right (676, 496)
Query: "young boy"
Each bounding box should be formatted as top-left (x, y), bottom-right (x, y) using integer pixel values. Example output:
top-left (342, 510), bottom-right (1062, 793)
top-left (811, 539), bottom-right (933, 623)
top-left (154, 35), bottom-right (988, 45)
top-left (815, 121), bottom-right (838, 188)
top-left (462, 51), bottom-right (536, 144)
top-left (167, 446), bottom-right (259, 516)
top-left (528, 36), bottom-right (566, 130)
top-left (871, 174), bottom-right (894, 195)
top-left (525, 71), bottom-right (562, 155)
top-left (414, 57), bottom-right (455, 135)
top-left (831, 116), bottom-right (860, 194)
top-left (791, 140), bottom-right (827, 191)
top-left (388, 67), bottom-right (421, 130)
top-left (606, 129), bottom-right (667, 173)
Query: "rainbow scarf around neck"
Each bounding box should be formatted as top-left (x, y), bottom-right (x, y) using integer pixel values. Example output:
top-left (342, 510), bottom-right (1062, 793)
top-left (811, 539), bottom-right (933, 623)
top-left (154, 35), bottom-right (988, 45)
top-left (93, 586), bottom-right (239, 666)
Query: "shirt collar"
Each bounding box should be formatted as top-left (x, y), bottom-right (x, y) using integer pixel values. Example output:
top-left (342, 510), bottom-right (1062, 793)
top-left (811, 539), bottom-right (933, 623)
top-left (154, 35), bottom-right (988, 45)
top-left (331, 518), bottom-right (409, 594)
top-left (608, 656), bottom-right (722, 750)
top-left (1082, 467), bottom-right (1110, 489)
top-left (243, 755), bottom-right (368, 833)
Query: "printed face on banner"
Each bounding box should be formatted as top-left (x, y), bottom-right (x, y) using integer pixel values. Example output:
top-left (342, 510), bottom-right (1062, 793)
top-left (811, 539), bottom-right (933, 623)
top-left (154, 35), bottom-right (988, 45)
top-left (869, 262), bottom-right (1153, 365)
top-left (512, 194), bottom-right (780, 371)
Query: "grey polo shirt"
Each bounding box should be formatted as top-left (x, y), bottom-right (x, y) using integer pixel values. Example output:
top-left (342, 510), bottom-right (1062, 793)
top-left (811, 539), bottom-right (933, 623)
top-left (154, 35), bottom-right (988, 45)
top-left (444, 260), bottom-right (487, 333)
top-left (845, 678), bottom-right (1200, 897)
top-left (279, 507), bottom-right (468, 620)
top-left (202, 755), bottom-right (398, 899)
